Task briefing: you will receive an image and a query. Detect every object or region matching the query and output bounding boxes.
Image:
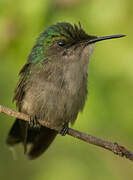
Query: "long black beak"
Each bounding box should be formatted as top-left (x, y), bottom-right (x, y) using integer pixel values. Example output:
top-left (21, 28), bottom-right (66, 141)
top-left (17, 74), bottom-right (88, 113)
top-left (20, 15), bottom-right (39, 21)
top-left (88, 34), bottom-right (126, 44)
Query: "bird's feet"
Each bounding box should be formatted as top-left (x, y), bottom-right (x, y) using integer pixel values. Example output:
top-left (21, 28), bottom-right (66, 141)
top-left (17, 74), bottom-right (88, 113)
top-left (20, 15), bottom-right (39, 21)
top-left (29, 116), bottom-right (41, 128)
top-left (60, 123), bottom-right (69, 136)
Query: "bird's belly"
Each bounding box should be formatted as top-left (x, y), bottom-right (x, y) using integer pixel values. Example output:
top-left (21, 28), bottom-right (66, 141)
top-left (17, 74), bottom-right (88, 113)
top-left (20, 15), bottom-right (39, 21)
top-left (22, 62), bottom-right (88, 129)
top-left (22, 77), bottom-right (87, 130)
top-left (22, 85), bottom-right (86, 129)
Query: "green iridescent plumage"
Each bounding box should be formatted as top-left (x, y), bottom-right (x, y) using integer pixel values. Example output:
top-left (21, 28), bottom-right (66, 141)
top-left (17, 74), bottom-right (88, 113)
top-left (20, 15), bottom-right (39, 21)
top-left (28, 22), bottom-right (91, 63)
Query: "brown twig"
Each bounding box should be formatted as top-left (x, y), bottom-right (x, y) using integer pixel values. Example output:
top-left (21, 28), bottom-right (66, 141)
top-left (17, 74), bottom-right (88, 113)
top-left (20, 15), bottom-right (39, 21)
top-left (0, 104), bottom-right (133, 162)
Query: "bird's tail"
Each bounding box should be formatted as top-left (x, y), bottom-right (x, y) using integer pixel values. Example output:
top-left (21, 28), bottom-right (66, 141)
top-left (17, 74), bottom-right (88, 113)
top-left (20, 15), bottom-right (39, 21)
top-left (6, 119), bottom-right (57, 159)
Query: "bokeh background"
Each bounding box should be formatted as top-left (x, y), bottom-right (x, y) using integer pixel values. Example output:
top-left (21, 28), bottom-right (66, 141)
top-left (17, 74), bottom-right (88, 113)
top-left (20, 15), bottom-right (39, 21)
top-left (0, 0), bottom-right (133, 179)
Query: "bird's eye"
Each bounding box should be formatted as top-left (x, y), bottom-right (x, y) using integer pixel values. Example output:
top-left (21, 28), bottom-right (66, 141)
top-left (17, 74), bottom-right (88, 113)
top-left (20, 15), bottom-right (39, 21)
top-left (58, 40), bottom-right (66, 47)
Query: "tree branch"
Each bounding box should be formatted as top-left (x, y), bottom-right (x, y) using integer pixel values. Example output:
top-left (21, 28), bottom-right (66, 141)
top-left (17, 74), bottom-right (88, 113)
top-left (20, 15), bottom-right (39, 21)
top-left (0, 104), bottom-right (133, 162)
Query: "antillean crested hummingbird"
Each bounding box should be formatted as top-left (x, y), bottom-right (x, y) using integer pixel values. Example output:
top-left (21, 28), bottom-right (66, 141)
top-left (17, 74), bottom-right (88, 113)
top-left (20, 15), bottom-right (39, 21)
top-left (6, 22), bottom-right (125, 159)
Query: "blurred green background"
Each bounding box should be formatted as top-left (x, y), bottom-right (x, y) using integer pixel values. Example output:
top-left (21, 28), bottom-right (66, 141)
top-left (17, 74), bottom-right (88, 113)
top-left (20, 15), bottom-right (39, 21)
top-left (0, 0), bottom-right (133, 179)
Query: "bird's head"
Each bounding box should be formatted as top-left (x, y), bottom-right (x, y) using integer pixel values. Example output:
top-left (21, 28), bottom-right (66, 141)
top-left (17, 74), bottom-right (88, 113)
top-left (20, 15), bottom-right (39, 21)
top-left (28, 22), bottom-right (125, 63)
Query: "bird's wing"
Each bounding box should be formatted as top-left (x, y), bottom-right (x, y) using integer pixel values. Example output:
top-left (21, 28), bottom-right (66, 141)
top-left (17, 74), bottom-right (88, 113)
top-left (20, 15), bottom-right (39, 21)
top-left (13, 63), bottom-right (31, 109)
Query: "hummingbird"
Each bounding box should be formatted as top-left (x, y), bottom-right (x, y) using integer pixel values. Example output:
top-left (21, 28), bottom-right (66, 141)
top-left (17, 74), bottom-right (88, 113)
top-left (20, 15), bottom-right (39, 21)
top-left (6, 22), bottom-right (125, 159)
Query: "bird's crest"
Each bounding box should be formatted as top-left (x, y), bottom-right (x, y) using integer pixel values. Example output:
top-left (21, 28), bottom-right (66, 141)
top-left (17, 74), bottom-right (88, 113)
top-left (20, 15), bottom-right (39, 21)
top-left (37, 22), bottom-right (92, 45)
